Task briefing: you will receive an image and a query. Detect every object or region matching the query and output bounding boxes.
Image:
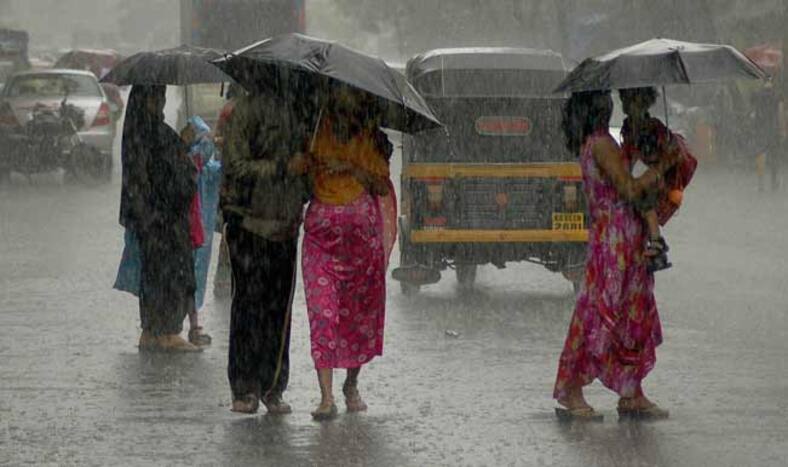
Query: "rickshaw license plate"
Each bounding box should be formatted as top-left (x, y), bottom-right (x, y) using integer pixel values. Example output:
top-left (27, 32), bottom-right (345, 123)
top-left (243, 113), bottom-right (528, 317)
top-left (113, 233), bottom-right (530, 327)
top-left (552, 213), bottom-right (585, 231)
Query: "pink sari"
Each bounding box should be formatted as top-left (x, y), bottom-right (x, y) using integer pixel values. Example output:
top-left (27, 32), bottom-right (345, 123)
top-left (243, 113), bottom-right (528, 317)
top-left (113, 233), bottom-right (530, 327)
top-left (302, 193), bottom-right (387, 369)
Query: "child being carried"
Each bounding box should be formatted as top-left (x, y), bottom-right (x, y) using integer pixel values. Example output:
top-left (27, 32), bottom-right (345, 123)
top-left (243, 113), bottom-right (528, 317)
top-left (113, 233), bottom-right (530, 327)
top-left (619, 87), bottom-right (698, 273)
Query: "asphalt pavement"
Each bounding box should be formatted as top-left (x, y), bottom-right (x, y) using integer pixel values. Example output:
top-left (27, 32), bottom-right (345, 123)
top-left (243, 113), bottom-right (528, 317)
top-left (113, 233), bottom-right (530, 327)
top-left (0, 160), bottom-right (786, 466)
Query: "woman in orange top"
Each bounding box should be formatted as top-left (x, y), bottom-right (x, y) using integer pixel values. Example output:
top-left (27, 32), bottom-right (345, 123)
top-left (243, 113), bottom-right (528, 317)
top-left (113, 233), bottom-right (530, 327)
top-left (302, 90), bottom-right (391, 420)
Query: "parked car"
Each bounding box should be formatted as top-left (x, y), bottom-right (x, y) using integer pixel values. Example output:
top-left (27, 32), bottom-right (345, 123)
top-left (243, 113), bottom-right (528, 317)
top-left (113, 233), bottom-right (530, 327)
top-left (393, 48), bottom-right (587, 294)
top-left (0, 69), bottom-right (115, 167)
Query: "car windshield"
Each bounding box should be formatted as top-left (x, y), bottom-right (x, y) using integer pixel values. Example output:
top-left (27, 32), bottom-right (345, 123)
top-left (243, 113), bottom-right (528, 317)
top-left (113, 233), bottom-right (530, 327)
top-left (5, 73), bottom-right (101, 98)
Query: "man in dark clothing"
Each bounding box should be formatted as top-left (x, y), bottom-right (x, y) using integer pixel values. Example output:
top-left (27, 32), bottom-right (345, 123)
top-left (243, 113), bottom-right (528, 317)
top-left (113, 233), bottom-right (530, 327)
top-left (751, 80), bottom-right (784, 191)
top-left (221, 92), bottom-right (309, 414)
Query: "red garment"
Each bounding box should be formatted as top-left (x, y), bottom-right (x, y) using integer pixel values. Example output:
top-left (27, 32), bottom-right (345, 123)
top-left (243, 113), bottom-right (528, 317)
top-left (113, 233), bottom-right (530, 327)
top-left (621, 117), bottom-right (698, 225)
top-left (215, 100), bottom-right (236, 140)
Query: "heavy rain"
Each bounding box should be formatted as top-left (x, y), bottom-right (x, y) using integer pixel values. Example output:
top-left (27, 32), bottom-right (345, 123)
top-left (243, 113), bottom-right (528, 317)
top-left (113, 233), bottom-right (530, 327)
top-left (0, 1), bottom-right (786, 466)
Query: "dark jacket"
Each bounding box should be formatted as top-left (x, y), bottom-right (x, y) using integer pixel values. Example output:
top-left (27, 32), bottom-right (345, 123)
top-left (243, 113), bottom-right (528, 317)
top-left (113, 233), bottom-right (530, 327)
top-left (220, 94), bottom-right (309, 240)
top-left (119, 86), bottom-right (195, 232)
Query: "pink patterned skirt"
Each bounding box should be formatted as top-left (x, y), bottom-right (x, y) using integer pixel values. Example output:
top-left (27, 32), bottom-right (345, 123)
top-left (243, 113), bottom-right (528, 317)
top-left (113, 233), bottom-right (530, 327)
top-left (302, 193), bottom-right (387, 369)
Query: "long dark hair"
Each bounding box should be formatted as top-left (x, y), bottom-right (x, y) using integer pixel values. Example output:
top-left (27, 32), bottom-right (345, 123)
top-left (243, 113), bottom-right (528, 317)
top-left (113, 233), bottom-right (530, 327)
top-left (119, 85), bottom-right (168, 229)
top-left (122, 85), bottom-right (166, 159)
top-left (561, 90), bottom-right (613, 155)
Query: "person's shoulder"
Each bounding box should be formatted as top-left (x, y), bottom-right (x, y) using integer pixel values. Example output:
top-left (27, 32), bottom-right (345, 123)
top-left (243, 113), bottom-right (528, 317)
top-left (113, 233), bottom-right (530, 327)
top-left (590, 132), bottom-right (619, 155)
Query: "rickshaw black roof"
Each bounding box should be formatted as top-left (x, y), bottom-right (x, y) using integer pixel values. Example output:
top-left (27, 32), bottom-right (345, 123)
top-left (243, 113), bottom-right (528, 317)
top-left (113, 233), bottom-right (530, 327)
top-left (406, 47), bottom-right (569, 81)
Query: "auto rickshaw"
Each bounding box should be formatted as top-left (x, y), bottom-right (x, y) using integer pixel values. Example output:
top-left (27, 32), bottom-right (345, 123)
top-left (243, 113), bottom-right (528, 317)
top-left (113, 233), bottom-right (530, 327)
top-left (393, 47), bottom-right (588, 294)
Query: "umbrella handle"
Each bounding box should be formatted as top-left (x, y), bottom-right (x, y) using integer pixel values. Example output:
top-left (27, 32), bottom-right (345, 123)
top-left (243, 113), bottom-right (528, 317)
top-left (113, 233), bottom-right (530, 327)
top-left (309, 105), bottom-right (325, 153)
top-left (662, 86), bottom-right (669, 128)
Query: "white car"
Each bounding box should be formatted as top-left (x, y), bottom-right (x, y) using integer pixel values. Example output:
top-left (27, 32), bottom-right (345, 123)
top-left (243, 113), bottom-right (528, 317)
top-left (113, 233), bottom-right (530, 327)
top-left (0, 69), bottom-right (116, 157)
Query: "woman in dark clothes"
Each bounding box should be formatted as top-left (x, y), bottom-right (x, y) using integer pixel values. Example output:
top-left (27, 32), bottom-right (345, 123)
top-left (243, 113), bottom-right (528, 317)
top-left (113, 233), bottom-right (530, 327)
top-left (120, 85), bottom-right (200, 352)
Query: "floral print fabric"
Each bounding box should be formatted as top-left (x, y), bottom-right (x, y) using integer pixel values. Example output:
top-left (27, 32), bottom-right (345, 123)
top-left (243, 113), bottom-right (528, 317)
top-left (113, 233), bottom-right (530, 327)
top-left (302, 193), bottom-right (386, 369)
top-left (554, 130), bottom-right (663, 400)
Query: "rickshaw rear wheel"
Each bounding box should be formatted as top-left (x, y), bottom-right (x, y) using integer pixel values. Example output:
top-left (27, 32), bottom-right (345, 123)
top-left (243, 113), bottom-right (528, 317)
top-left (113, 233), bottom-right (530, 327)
top-left (400, 282), bottom-right (421, 296)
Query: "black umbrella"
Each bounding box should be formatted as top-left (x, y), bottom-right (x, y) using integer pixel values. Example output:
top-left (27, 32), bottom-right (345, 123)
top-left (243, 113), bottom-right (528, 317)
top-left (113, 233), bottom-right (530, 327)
top-left (555, 38), bottom-right (767, 93)
top-left (100, 45), bottom-right (230, 86)
top-left (211, 33), bottom-right (441, 133)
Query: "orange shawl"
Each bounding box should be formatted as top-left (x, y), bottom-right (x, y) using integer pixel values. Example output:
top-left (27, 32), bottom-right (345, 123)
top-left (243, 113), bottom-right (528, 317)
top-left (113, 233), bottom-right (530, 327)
top-left (310, 118), bottom-right (389, 205)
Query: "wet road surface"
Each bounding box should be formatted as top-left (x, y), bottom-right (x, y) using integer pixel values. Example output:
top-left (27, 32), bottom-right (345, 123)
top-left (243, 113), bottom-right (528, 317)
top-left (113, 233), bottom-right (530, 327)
top-left (1, 163), bottom-right (787, 466)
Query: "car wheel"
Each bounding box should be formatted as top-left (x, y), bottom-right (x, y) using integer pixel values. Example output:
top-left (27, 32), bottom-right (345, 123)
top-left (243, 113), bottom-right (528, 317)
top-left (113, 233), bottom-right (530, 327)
top-left (400, 281), bottom-right (420, 296)
top-left (456, 265), bottom-right (477, 289)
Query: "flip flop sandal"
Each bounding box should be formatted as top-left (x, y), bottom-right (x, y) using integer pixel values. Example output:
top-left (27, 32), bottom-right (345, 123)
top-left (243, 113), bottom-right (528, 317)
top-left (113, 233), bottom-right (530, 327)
top-left (555, 407), bottom-right (604, 422)
top-left (311, 403), bottom-right (338, 421)
top-left (617, 404), bottom-right (669, 420)
top-left (188, 327), bottom-right (212, 346)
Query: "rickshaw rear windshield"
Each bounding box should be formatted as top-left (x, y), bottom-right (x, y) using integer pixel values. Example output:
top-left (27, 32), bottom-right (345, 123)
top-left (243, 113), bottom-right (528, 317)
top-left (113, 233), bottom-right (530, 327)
top-left (412, 69), bottom-right (567, 97)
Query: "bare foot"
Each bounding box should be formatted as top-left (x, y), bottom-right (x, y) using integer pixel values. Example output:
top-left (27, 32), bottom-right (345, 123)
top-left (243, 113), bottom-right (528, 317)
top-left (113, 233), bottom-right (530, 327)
top-left (231, 394), bottom-right (259, 414)
top-left (618, 395), bottom-right (653, 411)
top-left (618, 396), bottom-right (669, 419)
top-left (188, 327), bottom-right (212, 347)
top-left (343, 382), bottom-right (368, 412)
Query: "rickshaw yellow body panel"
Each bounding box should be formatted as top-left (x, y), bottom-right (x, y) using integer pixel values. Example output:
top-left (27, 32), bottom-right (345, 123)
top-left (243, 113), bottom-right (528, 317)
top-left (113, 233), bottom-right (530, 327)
top-left (402, 162), bottom-right (582, 180)
top-left (403, 162), bottom-right (588, 245)
top-left (410, 229), bottom-right (588, 243)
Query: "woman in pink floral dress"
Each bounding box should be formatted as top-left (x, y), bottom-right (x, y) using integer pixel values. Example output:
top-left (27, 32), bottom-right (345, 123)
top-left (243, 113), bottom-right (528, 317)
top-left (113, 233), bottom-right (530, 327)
top-left (553, 91), bottom-right (679, 420)
top-left (302, 92), bottom-right (392, 420)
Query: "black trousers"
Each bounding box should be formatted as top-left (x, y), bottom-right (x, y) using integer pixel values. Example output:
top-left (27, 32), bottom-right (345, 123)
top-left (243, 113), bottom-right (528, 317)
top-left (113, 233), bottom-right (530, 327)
top-left (138, 221), bottom-right (195, 336)
top-left (226, 223), bottom-right (298, 400)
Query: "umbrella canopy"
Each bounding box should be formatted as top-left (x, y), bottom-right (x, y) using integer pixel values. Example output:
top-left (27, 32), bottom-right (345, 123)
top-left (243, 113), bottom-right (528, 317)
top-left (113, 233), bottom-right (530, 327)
top-left (744, 44), bottom-right (782, 75)
top-left (212, 33), bottom-right (441, 133)
top-left (555, 38), bottom-right (767, 93)
top-left (100, 45), bottom-right (230, 86)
